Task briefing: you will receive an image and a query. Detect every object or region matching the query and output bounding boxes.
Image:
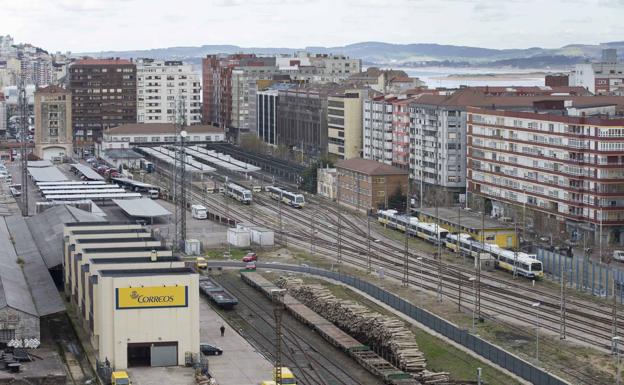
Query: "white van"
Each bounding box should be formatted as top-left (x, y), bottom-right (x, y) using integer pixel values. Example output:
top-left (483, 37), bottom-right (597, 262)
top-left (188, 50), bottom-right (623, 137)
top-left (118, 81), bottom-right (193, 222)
top-left (191, 205), bottom-right (208, 219)
top-left (614, 250), bottom-right (624, 262)
top-left (148, 189), bottom-right (159, 199)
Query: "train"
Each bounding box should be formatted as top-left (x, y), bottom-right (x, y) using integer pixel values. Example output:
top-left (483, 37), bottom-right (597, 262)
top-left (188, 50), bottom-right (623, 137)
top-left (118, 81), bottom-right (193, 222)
top-left (266, 186), bottom-right (305, 208)
top-left (242, 272), bottom-right (420, 385)
top-left (224, 182), bottom-right (252, 204)
top-left (378, 209), bottom-right (544, 279)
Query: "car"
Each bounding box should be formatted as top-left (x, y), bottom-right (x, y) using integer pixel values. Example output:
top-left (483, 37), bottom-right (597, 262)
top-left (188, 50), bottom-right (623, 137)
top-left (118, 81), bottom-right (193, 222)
top-left (200, 343), bottom-right (223, 356)
top-left (245, 261), bottom-right (257, 270)
top-left (242, 252), bottom-right (257, 262)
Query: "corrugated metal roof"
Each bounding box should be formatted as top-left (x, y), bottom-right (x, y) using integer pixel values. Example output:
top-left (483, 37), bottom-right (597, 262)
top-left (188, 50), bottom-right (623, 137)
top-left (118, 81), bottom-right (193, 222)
top-left (0, 218), bottom-right (38, 316)
top-left (27, 160), bottom-right (53, 168)
top-left (27, 167), bottom-right (68, 182)
top-left (70, 164), bottom-right (105, 181)
top-left (113, 198), bottom-right (171, 218)
top-left (5, 216), bottom-right (64, 316)
top-left (25, 205), bottom-right (106, 269)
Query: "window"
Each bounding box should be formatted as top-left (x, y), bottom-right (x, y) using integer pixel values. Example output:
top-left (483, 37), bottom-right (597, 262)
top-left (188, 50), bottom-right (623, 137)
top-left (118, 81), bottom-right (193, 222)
top-left (0, 329), bottom-right (15, 342)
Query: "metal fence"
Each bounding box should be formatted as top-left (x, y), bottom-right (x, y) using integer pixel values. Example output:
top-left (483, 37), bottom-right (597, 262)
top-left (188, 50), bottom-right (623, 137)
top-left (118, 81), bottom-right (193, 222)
top-left (213, 261), bottom-right (570, 385)
top-left (537, 249), bottom-right (624, 304)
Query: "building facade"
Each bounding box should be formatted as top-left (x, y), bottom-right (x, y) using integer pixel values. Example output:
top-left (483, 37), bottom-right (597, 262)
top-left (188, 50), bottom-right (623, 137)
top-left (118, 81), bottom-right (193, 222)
top-left (136, 59), bottom-right (201, 125)
top-left (69, 59), bottom-right (137, 146)
top-left (99, 123), bottom-right (225, 151)
top-left (467, 103), bottom-right (624, 244)
top-left (34, 85), bottom-right (72, 160)
top-left (336, 158), bottom-right (408, 213)
top-left (570, 49), bottom-right (624, 95)
top-left (327, 90), bottom-right (365, 160)
top-left (317, 167), bottom-right (337, 200)
top-left (256, 89), bottom-right (278, 145)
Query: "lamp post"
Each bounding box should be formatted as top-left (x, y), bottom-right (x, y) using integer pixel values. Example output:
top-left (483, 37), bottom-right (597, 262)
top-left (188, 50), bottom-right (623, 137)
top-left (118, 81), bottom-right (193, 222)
top-left (532, 302), bottom-right (541, 363)
top-left (614, 336), bottom-right (622, 385)
top-left (416, 257), bottom-right (424, 291)
top-left (469, 277), bottom-right (476, 332)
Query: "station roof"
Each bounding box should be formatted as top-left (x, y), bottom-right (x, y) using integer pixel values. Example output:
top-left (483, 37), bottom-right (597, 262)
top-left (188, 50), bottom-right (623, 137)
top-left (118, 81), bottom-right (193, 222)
top-left (112, 177), bottom-right (156, 189)
top-left (98, 267), bottom-right (194, 277)
top-left (28, 166), bottom-right (68, 182)
top-left (37, 181), bottom-right (107, 186)
top-left (75, 237), bottom-right (156, 245)
top-left (45, 192), bottom-right (142, 201)
top-left (71, 163), bottom-right (105, 181)
top-left (89, 256), bottom-right (180, 264)
top-left (113, 198), bottom-right (171, 218)
top-left (27, 160), bottom-right (53, 168)
top-left (81, 246), bottom-right (169, 254)
top-left (0, 218), bottom-right (38, 316)
top-left (5, 216), bottom-right (65, 316)
top-left (414, 207), bottom-right (514, 231)
top-left (186, 146), bottom-right (261, 172)
top-left (25, 205), bottom-right (106, 269)
top-left (106, 123), bottom-right (223, 135)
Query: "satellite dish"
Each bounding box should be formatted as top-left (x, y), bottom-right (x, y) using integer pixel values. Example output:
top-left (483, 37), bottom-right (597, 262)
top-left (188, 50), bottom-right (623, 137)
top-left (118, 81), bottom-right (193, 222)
top-left (180, 130), bottom-right (188, 138)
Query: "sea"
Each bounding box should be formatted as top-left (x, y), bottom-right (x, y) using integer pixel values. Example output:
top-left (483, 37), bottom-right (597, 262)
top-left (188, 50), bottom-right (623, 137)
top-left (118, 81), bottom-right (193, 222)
top-left (385, 67), bottom-right (554, 88)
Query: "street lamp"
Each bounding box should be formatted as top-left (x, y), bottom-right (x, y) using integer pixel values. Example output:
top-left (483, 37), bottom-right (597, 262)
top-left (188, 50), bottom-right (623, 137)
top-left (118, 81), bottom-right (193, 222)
top-left (532, 302), bottom-right (541, 363)
top-left (469, 277), bottom-right (476, 332)
top-left (614, 336), bottom-right (622, 385)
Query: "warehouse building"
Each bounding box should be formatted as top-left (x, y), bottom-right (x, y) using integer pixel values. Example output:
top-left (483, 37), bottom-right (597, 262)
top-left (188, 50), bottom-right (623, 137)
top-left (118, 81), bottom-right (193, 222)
top-left (63, 223), bottom-right (199, 370)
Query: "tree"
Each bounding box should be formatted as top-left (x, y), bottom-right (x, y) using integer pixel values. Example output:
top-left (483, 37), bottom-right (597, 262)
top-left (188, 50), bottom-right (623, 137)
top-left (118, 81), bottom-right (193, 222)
top-left (387, 186), bottom-right (407, 211)
top-left (299, 155), bottom-right (335, 193)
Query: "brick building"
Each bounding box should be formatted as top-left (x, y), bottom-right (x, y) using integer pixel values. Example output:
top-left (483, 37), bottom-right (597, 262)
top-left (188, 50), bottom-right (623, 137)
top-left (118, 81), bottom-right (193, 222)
top-left (336, 158), bottom-right (408, 213)
top-left (34, 85), bottom-right (72, 160)
top-left (68, 59), bottom-right (137, 148)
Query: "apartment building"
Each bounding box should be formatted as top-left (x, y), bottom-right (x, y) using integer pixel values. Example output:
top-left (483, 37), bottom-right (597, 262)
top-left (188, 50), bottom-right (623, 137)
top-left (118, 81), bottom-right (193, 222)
top-left (363, 95), bottom-right (397, 165)
top-left (277, 84), bottom-right (343, 160)
top-left (68, 59), bottom-right (137, 146)
top-left (467, 101), bottom-right (624, 244)
top-left (135, 58), bottom-right (201, 125)
top-left (570, 49), bottom-right (624, 95)
top-left (327, 89), bottom-right (366, 160)
top-left (307, 53), bottom-right (361, 83)
top-left (33, 85), bottom-right (72, 160)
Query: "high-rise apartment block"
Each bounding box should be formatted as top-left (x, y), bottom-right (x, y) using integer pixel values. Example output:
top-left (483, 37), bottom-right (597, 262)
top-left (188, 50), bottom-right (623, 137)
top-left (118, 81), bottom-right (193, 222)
top-left (34, 86), bottom-right (72, 160)
top-left (327, 90), bottom-right (366, 160)
top-left (135, 58), bottom-right (201, 125)
top-left (363, 95), bottom-right (397, 165)
top-left (467, 101), bottom-right (624, 243)
top-left (68, 59), bottom-right (137, 146)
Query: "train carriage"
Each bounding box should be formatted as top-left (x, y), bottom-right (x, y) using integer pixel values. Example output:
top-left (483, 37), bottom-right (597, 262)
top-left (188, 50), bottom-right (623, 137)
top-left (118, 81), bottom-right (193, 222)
top-left (377, 209), bottom-right (398, 228)
top-left (414, 222), bottom-right (449, 244)
top-left (267, 186), bottom-right (305, 208)
top-left (225, 182), bottom-right (252, 204)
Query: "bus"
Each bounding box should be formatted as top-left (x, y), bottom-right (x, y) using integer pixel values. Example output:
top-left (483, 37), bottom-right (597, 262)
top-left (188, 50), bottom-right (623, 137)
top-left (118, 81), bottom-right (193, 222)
top-left (267, 186), bottom-right (305, 208)
top-left (225, 182), bottom-right (252, 204)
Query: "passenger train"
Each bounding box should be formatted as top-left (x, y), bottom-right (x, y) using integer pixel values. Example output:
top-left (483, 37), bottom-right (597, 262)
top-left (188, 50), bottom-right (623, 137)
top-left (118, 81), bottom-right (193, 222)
top-left (378, 209), bottom-right (543, 279)
top-left (224, 182), bottom-right (252, 204)
top-left (267, 186), bottom-right (305, 208)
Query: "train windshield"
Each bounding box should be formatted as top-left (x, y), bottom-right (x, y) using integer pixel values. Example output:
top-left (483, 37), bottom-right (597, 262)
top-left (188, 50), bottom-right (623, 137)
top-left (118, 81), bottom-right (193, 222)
top-left (531, 262), bottom-right (543, 272)
top-left (295, 196), bottom-right (304, 203)
top-left (243, 192), bottom-right (251, 200)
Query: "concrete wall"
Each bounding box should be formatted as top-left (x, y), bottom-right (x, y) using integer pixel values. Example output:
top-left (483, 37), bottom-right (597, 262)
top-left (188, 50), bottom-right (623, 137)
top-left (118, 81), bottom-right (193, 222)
top-left (0, 307), bottom-right (40, 341)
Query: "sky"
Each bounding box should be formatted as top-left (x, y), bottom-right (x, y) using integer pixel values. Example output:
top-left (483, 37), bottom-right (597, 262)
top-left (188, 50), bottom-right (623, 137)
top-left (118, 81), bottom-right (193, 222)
top-left (2, 0), bottom-right (623, 53)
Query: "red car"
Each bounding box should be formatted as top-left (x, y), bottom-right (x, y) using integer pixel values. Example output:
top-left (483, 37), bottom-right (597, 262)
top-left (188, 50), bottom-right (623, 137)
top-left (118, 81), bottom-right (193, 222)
top-left (242, 252), bottom-right (257, 263)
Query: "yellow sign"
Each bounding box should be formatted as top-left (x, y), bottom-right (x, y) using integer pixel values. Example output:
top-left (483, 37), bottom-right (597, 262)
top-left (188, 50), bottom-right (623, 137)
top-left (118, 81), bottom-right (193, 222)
top-left (116, 286), bottom-right (188, 309)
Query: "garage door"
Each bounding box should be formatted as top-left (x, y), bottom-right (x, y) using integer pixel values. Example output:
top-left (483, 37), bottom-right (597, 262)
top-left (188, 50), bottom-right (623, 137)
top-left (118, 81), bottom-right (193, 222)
top-left (150, 342), bottom-right (178, 367)
top-left (42, 147), bottom-right (66, 160)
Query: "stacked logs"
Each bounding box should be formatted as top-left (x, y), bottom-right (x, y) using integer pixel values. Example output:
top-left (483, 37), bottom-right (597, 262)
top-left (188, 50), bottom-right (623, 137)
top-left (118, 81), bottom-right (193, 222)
top-left (275, 277), bottom-right (451, 384)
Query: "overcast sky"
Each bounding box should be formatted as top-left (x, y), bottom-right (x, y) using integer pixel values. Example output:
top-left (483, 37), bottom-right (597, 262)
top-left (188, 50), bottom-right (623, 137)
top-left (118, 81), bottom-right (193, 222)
top-left (2, 0), bottom-right (623, 53)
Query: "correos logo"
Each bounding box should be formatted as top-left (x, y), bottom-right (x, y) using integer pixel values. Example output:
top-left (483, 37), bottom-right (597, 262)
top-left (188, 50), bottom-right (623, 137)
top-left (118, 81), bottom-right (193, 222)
top-left (129, 290), bottom-right (175, 304)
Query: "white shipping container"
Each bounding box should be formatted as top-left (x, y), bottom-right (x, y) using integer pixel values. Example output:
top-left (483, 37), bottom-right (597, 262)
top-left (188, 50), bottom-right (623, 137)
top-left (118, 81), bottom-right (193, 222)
top-left (185, 239), bottom-right (201, 256)
top-left (250, 227), bottom-right (274, 246)
top-left (227, 228), bottom-right (251, 248)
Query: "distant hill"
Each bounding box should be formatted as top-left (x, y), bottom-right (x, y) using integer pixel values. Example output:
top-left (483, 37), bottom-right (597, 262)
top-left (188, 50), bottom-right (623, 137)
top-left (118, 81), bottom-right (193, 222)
top-left (78, 41), bottom-right (624, 68)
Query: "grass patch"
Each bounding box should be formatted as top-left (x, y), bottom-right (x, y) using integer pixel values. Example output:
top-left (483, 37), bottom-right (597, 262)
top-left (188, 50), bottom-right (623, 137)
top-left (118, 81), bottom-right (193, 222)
top-left (205, 248), bottom-right (249, 259)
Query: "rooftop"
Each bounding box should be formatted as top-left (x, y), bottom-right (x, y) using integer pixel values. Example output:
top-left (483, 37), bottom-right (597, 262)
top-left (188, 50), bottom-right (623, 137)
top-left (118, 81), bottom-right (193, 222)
top-left (89, 256), bottom-right (180, 264)
top-left (73, 58), bottom-right (133, 66)
top-left (35, 85), bottom-right (69, 94)
top-left (105, 123), bottom-right (224, 136)
top-left (99, 267), bottom-right (194, 277)
top-left (336, 158), bottom-right (408, 176)
top-left (414, 207), bottom-right (515, 231)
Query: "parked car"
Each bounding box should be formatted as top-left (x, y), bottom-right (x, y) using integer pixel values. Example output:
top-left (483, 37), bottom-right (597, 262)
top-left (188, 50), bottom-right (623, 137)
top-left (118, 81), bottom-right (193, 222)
top-left (245, 261), bottom-right (257, 270)
top-left (200, 343), bottom-right (223, 356)
top-left (242, 252), bottom-right (257, 263)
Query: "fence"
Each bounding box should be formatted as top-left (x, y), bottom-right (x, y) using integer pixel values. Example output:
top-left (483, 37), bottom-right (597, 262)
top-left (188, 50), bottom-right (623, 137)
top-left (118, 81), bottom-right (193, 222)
top-left (536, 249), bottom-right (624, 304)
top-left (211, 261), bottom-right (570, 385)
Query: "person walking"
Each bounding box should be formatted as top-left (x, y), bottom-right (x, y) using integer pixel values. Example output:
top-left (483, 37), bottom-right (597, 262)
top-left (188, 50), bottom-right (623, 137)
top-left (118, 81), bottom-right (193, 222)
top-left (220, 325), bottom-right (225, 337)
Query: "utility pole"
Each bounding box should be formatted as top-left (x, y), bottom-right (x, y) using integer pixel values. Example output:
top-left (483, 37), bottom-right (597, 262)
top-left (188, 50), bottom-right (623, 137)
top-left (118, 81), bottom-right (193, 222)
top-left (337, 173), bottom-right (342, 264)
top-left (173, 96), bottom-right (187, 251)
top-left (403, 179), bottom-right (410, 287)
top-left (278, 190), bottom-right (283, 245)
top-left (513, 221), bottom-right (519, 279)
top-left (477, 196), bottom-right (484, 322)
top-left (18, 78), bottom-right (28, 216)
top-left (367, 209), bottom-right (372, 273)
top-left (271, 289), bottom-right (286, 385)
top-left (311, 197), bottom-right (316, 255)
top-left (560, 260), bottom-right (567, 340)
top-left (436, 130), bottom-right (443, 302)
top-left (614, 270), bottom-right (619, 354)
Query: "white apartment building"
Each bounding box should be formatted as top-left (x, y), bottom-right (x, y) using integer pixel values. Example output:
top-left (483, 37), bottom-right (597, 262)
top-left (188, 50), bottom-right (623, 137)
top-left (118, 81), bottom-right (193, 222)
top-left (570, 49), bottom-right (624, 95)
top-left (136, 58), bottom-right (201, 125)
top-left (231, 63), bottom-right (279, 132)
top-left (363, 95), bottom-right (396, 165)
top-left (409, 97), bottom-right (467, 195)
top-left (467, 103), bottom-right (624, 244)
top-left (307, 54), bottom-right (361, 83)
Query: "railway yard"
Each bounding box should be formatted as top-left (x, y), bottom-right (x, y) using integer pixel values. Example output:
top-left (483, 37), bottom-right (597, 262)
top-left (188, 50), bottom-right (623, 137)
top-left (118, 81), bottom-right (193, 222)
top-left (134, 147), bottom-right (623, 385)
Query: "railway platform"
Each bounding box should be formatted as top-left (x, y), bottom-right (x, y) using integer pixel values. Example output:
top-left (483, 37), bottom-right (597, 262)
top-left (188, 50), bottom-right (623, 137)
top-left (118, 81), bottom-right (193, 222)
top-left (199, 296), bottom-right (273, 384)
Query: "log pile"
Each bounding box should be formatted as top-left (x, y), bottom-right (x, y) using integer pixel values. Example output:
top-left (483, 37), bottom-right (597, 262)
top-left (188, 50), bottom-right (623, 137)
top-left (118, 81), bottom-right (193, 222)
top-left (275, 277), bottom-right (451, 384)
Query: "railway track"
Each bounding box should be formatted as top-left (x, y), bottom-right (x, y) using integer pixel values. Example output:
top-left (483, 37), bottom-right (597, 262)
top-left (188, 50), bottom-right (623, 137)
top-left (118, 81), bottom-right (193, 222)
top-left (215, 273), bottom-right (382, 385)
top-left (146, 166), bottom-right (614, 384)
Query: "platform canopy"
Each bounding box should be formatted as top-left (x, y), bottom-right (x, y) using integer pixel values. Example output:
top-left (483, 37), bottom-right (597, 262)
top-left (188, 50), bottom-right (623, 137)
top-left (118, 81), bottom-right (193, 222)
top-left (27, 166), bottom-right (68, 182)
top-left (113, 198), bottom-right (171, 218)
top-left (71, 163), bottom-right (105, 181)
top-left (27, 160), bottom-right (53, 168)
